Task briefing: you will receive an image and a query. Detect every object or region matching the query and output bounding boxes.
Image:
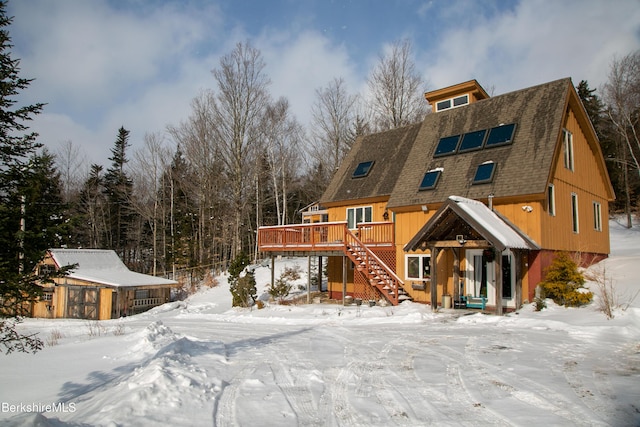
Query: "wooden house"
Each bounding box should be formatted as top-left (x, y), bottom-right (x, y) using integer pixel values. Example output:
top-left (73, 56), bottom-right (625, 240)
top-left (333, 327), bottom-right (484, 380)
top-left (32, 249), bottom-right (178, 320)
top-left (258, 78), bottom-right (614, 313)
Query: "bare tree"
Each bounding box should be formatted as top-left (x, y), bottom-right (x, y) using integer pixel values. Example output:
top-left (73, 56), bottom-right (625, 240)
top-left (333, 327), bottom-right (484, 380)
top-left (55, 140), bottom-right (87, 203)
top-left (367, 38), bottom-right (428, 131)
top-left (131, 132), bottom-right (171, 275)
top-left (211, 41), bottom-right (271, 258)
top-left (310, 77), bottom-right (359, 178)
top-left (168, 91), bottom-right (228, 267)
top-left (602, 50), bottom-right (640, 227)
top-left (261, 98), bottom-right (304, 226)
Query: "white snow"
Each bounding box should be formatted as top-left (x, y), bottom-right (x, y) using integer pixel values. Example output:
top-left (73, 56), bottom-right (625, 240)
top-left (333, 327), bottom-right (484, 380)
top-left (48, 249), bottom-right (177, 287)
top-left (1, 220), bottom-right (639, 426)
top-left (449, 195), bottom-right (538, 250)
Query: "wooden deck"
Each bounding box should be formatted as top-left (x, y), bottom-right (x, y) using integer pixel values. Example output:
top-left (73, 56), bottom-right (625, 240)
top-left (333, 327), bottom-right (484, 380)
top-left (258, 221), bottom-right (394, 253)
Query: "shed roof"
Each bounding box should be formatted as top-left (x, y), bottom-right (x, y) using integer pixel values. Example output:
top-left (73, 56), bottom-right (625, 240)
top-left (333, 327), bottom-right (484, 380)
top-left (48, 249), bottom-right (178, 288)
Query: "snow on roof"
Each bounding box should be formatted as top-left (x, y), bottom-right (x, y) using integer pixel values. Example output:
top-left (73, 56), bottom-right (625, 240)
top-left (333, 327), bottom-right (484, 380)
top-left (448, 196), bottom-right (538, 250)
top-left (49, 249), bottom-right (178, 288)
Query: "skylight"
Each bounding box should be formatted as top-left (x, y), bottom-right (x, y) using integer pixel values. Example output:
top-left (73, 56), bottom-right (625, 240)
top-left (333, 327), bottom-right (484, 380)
top-left (458, 129), bottom-right (487, 152)
top-left (419, 168), bottom-right (443, 190)
top-left (352, 161), bottom-right (374, 178)
top-left (485, 123), bottom-right (516, 147)
top-left (473, 161), bottom-right (496, 184)
top-left (434, 135), bottom-right (461, 157)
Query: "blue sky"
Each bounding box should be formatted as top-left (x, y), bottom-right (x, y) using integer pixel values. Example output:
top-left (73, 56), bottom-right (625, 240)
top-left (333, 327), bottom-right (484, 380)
top-left (7, 0), bottom-right (640, 166)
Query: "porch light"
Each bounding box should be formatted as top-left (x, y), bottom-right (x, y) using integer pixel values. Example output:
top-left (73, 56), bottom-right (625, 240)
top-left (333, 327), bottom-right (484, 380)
top-left (456, 234), bottom-right (466, 245)
top-left (421, 205), bottom-right (429, 213)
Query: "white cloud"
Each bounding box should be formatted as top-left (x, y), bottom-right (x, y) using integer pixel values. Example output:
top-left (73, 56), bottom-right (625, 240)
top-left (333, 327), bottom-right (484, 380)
top-left (257, 29), bottom-right (359, 127)
top-left (422, 0), bottom-right (640, 95)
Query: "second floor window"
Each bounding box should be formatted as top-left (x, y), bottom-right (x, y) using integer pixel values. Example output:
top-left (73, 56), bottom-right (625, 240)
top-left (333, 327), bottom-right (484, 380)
top-left (347, 206), bottom-right (372, 229)
top-left (563, 129), bottom-right (574, 171)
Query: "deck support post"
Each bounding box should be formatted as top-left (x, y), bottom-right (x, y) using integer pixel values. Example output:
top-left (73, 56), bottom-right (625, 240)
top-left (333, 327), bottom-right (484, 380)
top-left (270, 254), bottom-right (275, 291)
top-left (307, 256), bottom-right (311, 304)
top-left (342, 255), bottom-right (347, 305)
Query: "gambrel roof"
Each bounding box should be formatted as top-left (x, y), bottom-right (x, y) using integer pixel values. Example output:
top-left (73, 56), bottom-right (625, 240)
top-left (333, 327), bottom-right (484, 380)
top-left (320, 78), bottom-right (614, 208)
top-left (48, 249), bottom-right (178, 288)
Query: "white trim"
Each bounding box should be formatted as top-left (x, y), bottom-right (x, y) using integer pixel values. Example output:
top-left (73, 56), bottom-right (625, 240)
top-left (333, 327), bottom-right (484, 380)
top-left (435, 94), bottom-right (469, 112)
top-left (593, 201), bottom-right (602, 232)
top-left (547, 184), bottom-right (556, 216)
top-left (571, 192), bottom-right (579, 233)
top-left (405, 253), bottom-right (431, 281)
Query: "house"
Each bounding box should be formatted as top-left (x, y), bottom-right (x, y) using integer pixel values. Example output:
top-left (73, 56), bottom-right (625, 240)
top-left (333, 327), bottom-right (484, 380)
top-left (32, 249), bottom-right (179, 320)
top-left (258, 78), bottom-right (614, 313)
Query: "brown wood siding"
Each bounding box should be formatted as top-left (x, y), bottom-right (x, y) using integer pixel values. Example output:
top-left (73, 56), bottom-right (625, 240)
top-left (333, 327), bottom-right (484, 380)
top-left (542, 109), bottom-right (610, 254)
top-left (99, 288), bottom-right (112, 320)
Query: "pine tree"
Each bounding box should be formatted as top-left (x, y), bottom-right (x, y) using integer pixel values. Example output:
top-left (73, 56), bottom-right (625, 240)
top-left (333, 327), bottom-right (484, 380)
top-left (0, 0), bottom-right (47, 353)
top-left (540, 252), bottom-right (592, 307)
top-left (104, 127), bottom-right (135, 261)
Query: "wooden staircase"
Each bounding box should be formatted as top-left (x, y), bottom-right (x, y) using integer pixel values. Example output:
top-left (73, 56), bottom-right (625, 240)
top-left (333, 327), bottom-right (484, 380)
top-left (344, 228), bottom-right (411, 306)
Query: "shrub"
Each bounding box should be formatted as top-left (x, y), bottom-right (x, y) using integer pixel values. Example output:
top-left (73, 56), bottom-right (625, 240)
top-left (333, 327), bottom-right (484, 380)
top-left (230, 270), bottom-right (257, 308)
top-left (269, 278), bottom-right (292, 303)
top-left (540, 252), bottom-right (592, 307)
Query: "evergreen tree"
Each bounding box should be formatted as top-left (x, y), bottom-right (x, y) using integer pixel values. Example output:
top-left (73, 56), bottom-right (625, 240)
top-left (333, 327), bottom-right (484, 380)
top-left (0, 0), bottom-right (47, 353)
top-left (104, 127), bottom-right (135, 261)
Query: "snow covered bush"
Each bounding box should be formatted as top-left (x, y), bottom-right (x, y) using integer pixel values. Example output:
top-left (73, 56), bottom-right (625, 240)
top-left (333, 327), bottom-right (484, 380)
top-left (540, 252), bottom-right (592, 307)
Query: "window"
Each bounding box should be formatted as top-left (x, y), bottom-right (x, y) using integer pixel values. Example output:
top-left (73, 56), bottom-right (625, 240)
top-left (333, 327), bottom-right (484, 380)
top-left (547, 184), bottom-right (556, 216)
top-left (593, 201), bottom-right (602, 231)
top-left (485, 123), bottom-right (516, 147)
top-left (434, 135), bottom-right (461, 157)
top-left (563, 129), bottom-right (574, 171)
top-left (135, 289), bottom-right (150, 300)
top-left (405, 254), bottom-right (431, 280)
top-left (436, 99), bottom-right (451, 111)
top-left (347, 206), bottom-right (372, 229)
top-left (571, 193), bottom-right (579, 233)
top-left (473, 161), bottom-right (496, 184)
top-left (352, 161), bottom-right (374, 178)
top-left (435, 95), bottom-right (469, 112)
top-left (419, 169), bottom-right (442, 190)
top-left (459, 129), bottom-right (487, 152)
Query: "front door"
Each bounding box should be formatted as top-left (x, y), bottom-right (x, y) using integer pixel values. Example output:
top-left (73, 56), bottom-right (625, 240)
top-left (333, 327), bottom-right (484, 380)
top-left (465, 250), bottom-right (515, 308)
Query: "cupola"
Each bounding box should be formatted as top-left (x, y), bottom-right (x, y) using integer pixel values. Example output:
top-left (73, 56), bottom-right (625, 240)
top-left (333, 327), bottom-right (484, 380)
top-left (424, 80), bottom-right (489, 113)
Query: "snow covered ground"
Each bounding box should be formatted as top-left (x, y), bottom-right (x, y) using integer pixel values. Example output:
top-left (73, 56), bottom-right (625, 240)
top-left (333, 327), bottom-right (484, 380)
top-left (1, 220), bottom-right (639, 426)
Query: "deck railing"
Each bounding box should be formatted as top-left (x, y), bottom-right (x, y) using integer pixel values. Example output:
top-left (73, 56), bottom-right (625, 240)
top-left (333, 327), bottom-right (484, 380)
top-left (258, 221), bottom-right (394, 252)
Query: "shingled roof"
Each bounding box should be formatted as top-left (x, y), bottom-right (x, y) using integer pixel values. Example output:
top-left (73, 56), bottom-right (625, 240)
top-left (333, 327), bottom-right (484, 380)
top-left (320, 122), bottom-right (422, 205)
top-left (388, 78), bottom-right (571, 208)
top-left (321, 78), bottom-right (606, 210)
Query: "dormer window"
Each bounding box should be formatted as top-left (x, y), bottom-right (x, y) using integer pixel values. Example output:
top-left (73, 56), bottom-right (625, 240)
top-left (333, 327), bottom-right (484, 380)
top-left (419, 168), bottom-right (443, 190)
top-left (473, 161), bottom-right (496, 184)
top-left (435, 94), bottom-right (469, 112)
top-left (352, 161), bottom-right (374, 178)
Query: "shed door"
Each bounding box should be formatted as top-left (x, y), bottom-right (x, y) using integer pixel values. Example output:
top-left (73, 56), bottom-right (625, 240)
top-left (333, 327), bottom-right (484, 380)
top-left (67, 287), bottom-right (99, 319)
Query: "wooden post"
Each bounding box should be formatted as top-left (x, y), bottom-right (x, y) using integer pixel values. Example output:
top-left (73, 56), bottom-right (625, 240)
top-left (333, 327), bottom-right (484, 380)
top-left (430, 246), bottom-right (438, 311)
top-left (307, 255), bottom-right (311, 304)
top-left (514, 250), bottom-right (522, 310)
top-left (317, 256), bottom-right (323, 291)
top-left (452, 248), bottom-right (460, 301)
top-left (495, 251), bottom-right (503, 315)
top-left (270, 254), bottom-right (275, 291)
top-left (342, 255), bottom-right (347, 305)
